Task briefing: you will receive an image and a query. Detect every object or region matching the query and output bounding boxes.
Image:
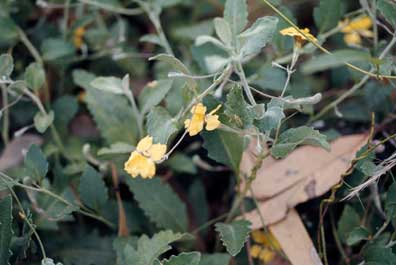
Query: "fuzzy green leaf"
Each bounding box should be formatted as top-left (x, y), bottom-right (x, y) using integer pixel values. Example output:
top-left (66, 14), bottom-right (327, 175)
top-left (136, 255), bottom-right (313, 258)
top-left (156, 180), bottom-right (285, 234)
top-left (377, 0), bottom-right (396, 27)
top-left (90, 76), bottom-right (124, 94)
top-left (79, 166), bottom-right (109, 211)
top-left (0, 54), bottom-right (13, 77)
top-left (146, 106), bottom-right (179, 144)
top-left (73, 69), bottom-right (138, 145)
top-left (224, 0), bottom-right (248, 35)
top-left (25, 62), bottom-right (46, 91)
top-left (215, 220), bottom-right (251, 256)
top-left (225, 86), bottom-right (254, 128)
top-left (199, 254), bottom-right (231, 265)
top-left (238, 16), bottom-right (278, 58)
top-left (271, 126), bottom-right (330, 159)
top-left (346, 227), bottom-right (369, 246)
top-left (138, 80), bottom-right (173, 114)
top-left (337, 205), bottom-right (360, 243)
top-left (214, 17), bottom-right (232, 46)
top-left (41, 38), bottom-right (75, 61)
top-left (34, 111), bottom-right (54, 133)
top-left (255, 99), bottom-right (285, 133)
top-left (0, 16), bottom-right (19, 45)
top-left (313, 0), bottom-right (342, 32)
top-left (124, 230), bottom-right (190, 265)
top-left (202, 130), bottom-right (244, 172)
top-left (163, 252), bottom-right (201, 265)
top-left (127, 177), bottom-right (188, 232)
top-left (386, 182), bottom-right (396, 217)
top-left (24, 144), bottom-right (48, 181)
top-left (0, 196), bottom-right (13, 265)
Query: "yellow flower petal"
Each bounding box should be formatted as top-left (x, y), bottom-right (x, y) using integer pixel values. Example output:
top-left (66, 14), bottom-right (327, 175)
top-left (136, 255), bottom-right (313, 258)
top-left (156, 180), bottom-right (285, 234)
top-left (250, 245), bottom-right (263, 258)
top-left (136, 136), bottom-right (153, 153)
top-left (148, 143), bottom-right (167, 162)
top-left (205, 114), bottom-right (220, 131)
top-left (185, 103), bottom-right (207, 136)
top-left (259, 248), bottom-right (276, 263)
top-left (124, 151), bottom-right (156, 179)
top-left (344, 32), bottom-right (362, 46)
top-left (280, 27), bottom-right (317, 42)
top-left (251, 230), bottom-right (282, 251)
top-left (191, 103), bottom-right (207, 115)
top-left (208, 104), bottom-right (222, 115)
top-left (341, 16), bottom-right (372, 33)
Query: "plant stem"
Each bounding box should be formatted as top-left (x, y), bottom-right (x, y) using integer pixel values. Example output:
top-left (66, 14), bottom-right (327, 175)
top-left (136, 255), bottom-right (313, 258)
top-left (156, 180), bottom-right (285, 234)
top-left (1, 85), bottom-right (9, 144)
top-left (236, 61), bottom-right (256, 105)
top-left (148, 11), bottom-right (174, 56)
top-left (78, 0), bottom-right (143, 15)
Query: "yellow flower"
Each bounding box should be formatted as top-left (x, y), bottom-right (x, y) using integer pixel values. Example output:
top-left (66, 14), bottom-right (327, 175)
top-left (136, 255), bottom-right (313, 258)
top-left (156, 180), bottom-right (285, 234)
top-left (184, 103), bottom-right (221, 136)
top-left (340, 15), bottom-right (373, 46)
top-left (124, 136), bottom-right (167, 179)
top-left (250, 245), bottom-right (276, 263)
top-left (73, 27), bottom-right (86, 48)
top-left (251, 230), bottom-right (281, 251)
top-left (280, 27), bottom-right (317, 47)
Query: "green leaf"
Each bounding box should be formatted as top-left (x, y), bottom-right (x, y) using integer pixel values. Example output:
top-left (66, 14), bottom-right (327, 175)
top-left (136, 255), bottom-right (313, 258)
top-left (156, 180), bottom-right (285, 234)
top-left (146, 106), bottom-right (179, 144)
top-left (0, 16), bottom-right (18, 45)
top-left (364, 246), bottom-right (396, 265)
top-left (271, 126), bottom-right (330, 159)
top-left (73, 69), bottom-right (138, 145)
top-left (138, 80), bottom-right (173, 114)
top-left (53, 95), bottom-right (78, 129)
top-left (252, 63), bottom-right (286, 91)
top-left (90, 76), bottom-right (124, 94)
top-left (188, 180), bottom-right (208, 231)
top-left (238, 16), bottom-right (278, 58)
top-left (127, 177), bottom-right (188, 232)
top-left (337, 205), bottom-right (360, 243)
top-left (97, 142), bottom-right (135, 156)
top-left (386, 182), bottom-right (396, 217)
top-left (225, 86), bottom-right (254, 128)
top-left (224, 0), bottom-right (248, 35)
top-left (191, 42), bottom-right (230, 73)
top-left (149, 54), bottom-right (197, 90)
top-left (302, 50), bottom-right (370, 74)
top-left (202, 130), bottom-right (244, 172)
top-left (163, 252), bottom-right (201, 265)
top-left (0, 54), bottom-right (13, 77)
top-left (167, 153), bottom-right (197, 174)
top-left (215, 220), bottom-right (251, 256)
top-left (25, 62), bottom-right (46, 91)
top-left (313, 0), bottom-right (342, 33)
top-left (124, 230), bottom-right (190, 265)
top-left (0, 196), bottom-right (13, 265)
top-left (377, 0), bottom-right (396, 27)
top-left (214, 17), bottom-right (232, 46)
top-left (34, 111), bottom-right (54, 133)
top-left (255, 99), bottom-right (285, 133)
top-left (199, 254), bottom-right (231, 265)
top-left (78, 166), bottom-right (109, 211)
top-left (24, 144), bottom-right (48, 181)
top-left (346, 226), bottom-right (369, 246)
top-left (140, 34), bottom-right (163, 47)
top-left (41, 38), bottom-right (75, 61)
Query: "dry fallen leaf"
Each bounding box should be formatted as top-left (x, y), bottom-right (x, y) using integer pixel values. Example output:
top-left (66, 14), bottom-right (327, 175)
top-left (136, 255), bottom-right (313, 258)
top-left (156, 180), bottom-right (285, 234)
top-left (240, 134), bottom-right (368, 265)
top-left (0, 134), bottom-right (43, 171)
top-left (241, 134), bottom-right (368, 227)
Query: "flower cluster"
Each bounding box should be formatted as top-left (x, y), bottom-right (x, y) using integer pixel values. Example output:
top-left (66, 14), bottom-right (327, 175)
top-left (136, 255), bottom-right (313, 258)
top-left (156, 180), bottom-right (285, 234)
top-left (340, 15), bottom-right (373, 46)
top-left (250, 230), bottom-right (282, 263)
top-left (280, 27), bottom-right (317, 47)
top-left (124, 102), bottom-right (221, 179)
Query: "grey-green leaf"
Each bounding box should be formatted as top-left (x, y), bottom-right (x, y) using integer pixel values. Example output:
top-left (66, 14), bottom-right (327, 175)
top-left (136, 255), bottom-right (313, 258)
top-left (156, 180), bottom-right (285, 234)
top-left (271, 126), bottom-right (330, 159)
top-left (25, 62), bottom-right (46, 91)
top-left (97, 142), bottom-right (135, 156)
top-left (0, 196), bottom-right (13, 265)
top-left (302, 50), bottom-right (370, 74)
top-left (224, 0), bottom-right (248, 35)
top-left (337, 205), bottom-right (360, 243)
top-left (163, 252), bottom-right (201, 265)
top-left (41, 38), bottom-right (75, 61)
top-left (90, 76), bottom-right (124, 94)
top-left (79, 166), bottom-right (109, 211)
top-left (238, 16), bottom-right (278, 58)
top-left (127, 177), bottom-right (188, 232)
top-left (199, 254), bottom-right (231, 265)
top-left (34, 111), bottom-right (54, 133)
top-left (0, 54), bottom-right (13, 77)
top-left (346, 227), bottom-right (369, 246)
top-left (215, 220), bottom-right (251, 256)
top-left (377, 0), bottom-right (396, 27)
top-left (202, 130), bottom-right (244, 172)
top-left (146, 106), bottom-right (179, 144)
top-left (255, 99), bottom-right (285, 132)
top-left (138, 80), bottom-right (173, 114)
top-left (214, 17), bottom-right (232, 46)
top-left (225, 86), bottom-right (254, 128)
top-left (313, 0), bottom-right (342, 32)
top-left (24, 144), bottom-right (48, 181)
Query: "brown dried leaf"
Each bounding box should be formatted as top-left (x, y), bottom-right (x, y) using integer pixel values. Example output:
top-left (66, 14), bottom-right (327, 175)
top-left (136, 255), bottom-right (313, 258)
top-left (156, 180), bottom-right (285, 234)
top-left (0, 134), bottom-right (43, 171)
top-left (269, 209), bottom-right (323, 265)
top-left (242, 134), bottom-right (368, 228)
